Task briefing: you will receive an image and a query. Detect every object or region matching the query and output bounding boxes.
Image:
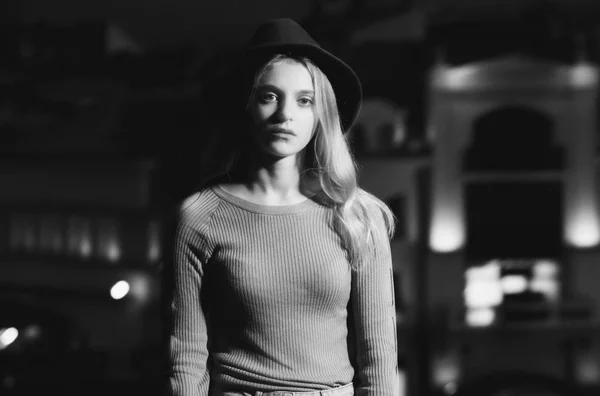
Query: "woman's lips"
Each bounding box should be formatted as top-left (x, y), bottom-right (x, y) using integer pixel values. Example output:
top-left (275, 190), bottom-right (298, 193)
top-left (269, 127), bottom-right (295, 136)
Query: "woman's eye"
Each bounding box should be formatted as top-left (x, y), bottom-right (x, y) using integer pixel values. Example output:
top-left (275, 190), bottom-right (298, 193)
top-left (298, 97), bottom-right (314, 106)
top-left (259, 93), bottom-right (277, 103)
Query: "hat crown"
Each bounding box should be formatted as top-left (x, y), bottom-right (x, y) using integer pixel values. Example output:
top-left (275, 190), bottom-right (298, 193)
top-left (248, 18), bottom-right (320, 49)
top-left (243, 18), bottom-right (362, 132)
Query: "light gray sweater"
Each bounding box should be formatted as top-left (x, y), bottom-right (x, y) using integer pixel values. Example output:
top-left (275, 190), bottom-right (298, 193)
top-left (168, 185), bottom-right (397, 396)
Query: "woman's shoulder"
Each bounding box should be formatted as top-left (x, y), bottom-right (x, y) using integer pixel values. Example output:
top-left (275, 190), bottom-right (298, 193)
top-left (176, 187), bottom-right (222, 227)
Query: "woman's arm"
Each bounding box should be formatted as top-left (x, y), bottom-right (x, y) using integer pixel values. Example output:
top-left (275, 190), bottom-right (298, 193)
top-left (350, 212), bottom-right (398, 396)
top-left (167, 215), bottom-right (211, 396)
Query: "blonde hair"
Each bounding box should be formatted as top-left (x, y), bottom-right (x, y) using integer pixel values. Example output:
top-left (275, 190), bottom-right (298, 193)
top-left (248, 55), bottom-right (396, 269)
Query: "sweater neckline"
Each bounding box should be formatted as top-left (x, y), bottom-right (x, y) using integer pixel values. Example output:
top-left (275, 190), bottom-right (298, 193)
top-left (211, 184), bottom-right (319, 215)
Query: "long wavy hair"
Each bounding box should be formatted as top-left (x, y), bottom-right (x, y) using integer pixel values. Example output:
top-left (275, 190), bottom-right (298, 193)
top-left (200, 54), bottom-right (396, 269)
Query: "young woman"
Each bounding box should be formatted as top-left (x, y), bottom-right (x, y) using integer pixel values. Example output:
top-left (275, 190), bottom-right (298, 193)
top-left (167, 18), bottom-right (398, 396)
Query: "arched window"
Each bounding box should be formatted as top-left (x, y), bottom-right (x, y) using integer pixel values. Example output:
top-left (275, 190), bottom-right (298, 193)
top-left (463, 106), bottom-right (563, 171)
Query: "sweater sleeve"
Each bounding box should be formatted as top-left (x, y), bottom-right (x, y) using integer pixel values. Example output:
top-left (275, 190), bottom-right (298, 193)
top-left (168, 210), bottom-right (212, 396)
top-left (350, 211), bottom-right (398, 396)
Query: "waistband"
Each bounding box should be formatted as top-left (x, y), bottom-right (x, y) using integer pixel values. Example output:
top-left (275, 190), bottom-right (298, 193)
top-left (214, 382), bottom-right (354, 396)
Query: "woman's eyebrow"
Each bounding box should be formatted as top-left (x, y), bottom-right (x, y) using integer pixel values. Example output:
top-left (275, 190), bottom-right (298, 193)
top-left (256, 84), bottom-right (314, 95)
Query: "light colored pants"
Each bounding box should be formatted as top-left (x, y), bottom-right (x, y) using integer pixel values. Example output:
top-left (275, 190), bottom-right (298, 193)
top-left (214, 382), bottom-right (354, 396)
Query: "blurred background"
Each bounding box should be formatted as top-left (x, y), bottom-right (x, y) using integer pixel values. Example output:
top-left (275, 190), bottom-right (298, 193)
top-left (2, 0), bottom-right (600, 395)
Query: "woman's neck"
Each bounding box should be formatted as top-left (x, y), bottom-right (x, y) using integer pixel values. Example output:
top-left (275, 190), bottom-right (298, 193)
top-left (219, 152), bottom-right (314, 205)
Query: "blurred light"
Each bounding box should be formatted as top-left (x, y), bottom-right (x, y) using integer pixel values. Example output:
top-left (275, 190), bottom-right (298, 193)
top-left (67, 216), bottom-right (93, 258)
top-left (530, 278), bottom-right (560, 302)
top-left (396, 368), bottom-right (407, 396)
top-left (534, 260), bottom-right (559, 278)
top-left (464, 282), bottom-right (503, 308)
top-left (443, 381), bottom-right (458, 395)
top-left (23, 324), bottom-right (42, 340)
top-left (567, 218), bottom-right (600, 248)
top-left (110, 280), bottom-right (130, 300)
top-left (433, 65), bottom-right (478, 90)
top-left (466, 307), bottom-right (495, 327)
top-left (433, 351), bottom-right (461, 387)
top-left (147, 220), bottom-right (161, 263)
top-left (569, 64), bottom-right (598, 88)
top-left (106, 241), bottom-right (121, 263)
top-left (128, 273), bottom-right (152, 302)
top-left (430, 210), bottom-right (464, 252)
top-left (443, 68), bottom-right (474, 89)
top-left (500, 275), bottom-right (529, 295)
top-left (465, 262), bottom-right (503, 308)
top-left (0, 328), bottom-right (18, 350)
top-left (466, 261), bottom-right (501, 281)
top-left (566, 203), bottom-right (600, 248)
top-left (97, 218), bottom-right (121, 263)
top-left (80, 236), bottom-right (93, 258)
top-left (531, 259), bottom-right (560, 301)
top-left (576, 349), bottom-right (600, 384)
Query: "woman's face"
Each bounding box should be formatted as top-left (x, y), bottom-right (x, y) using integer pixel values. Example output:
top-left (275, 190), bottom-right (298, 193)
top-left (248, 60), bottom-right (317, 160)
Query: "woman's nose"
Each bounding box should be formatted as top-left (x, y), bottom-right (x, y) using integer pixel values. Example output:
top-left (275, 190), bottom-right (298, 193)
top-left (276, 99), bottom-right (293, 121)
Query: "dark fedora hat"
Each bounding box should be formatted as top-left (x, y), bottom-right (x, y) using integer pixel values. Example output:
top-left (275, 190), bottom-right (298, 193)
top-left (243, 18), bottom-right (362, 133)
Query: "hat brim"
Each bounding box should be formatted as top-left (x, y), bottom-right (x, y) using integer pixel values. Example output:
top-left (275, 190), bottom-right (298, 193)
top-left (244, 43), bottom-right (362, 133)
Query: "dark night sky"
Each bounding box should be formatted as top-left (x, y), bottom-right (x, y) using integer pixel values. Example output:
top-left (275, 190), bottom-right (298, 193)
top-left (6, 0), bottom-right (600, 52)
top-left (5, 0), bottom-right (312, 50)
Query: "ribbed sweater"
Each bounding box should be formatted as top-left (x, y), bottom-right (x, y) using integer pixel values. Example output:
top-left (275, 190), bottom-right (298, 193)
top-left (168, 185), bottom-right (397, 396)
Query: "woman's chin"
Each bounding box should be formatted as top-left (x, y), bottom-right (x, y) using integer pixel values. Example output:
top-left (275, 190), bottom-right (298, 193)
top-left (260, 144), bottom-right (302, 160)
